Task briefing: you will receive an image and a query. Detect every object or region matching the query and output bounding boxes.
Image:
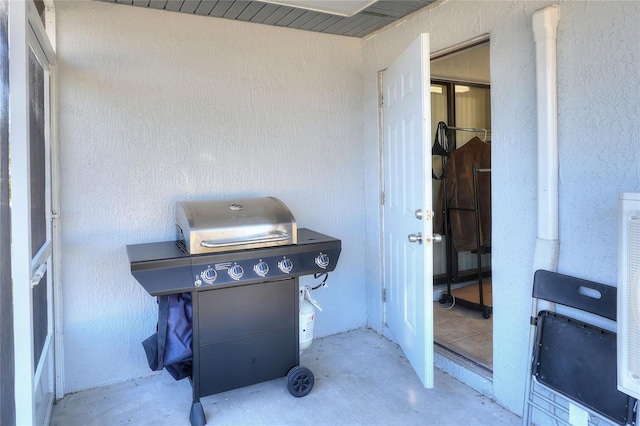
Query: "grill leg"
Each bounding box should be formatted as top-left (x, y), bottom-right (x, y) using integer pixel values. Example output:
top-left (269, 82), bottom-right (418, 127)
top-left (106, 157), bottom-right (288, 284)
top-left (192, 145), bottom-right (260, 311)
top-left (189, 401), bottom-right (206, 426)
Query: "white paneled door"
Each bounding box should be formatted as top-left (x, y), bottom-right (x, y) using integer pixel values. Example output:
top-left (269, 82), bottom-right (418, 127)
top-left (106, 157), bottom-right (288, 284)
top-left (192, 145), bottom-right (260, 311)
top-left (9, 1), bottom-right (57, 424)
top-left (383, 34), bottom-right (435, 388)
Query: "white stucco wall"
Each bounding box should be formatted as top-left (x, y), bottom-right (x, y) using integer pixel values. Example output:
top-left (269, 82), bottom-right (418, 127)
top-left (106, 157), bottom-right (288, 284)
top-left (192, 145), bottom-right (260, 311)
top-left (56, 1), bottom-right (364, 393)
top-left (55, 0), bottom-right (640, 415)
top-left (362, 0), bottom-right (639, 415)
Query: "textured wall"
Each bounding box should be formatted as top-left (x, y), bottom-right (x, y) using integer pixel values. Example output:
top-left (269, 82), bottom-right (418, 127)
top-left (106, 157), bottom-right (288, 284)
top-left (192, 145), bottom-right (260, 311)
top-left (56, 1), bottom-right (364, 393)
top-left (362, 0), bottom-right (639, 415)
top-left (55, 0), bottom-right (640, 412)
top-left (556, 1), bottom-right (640, 279)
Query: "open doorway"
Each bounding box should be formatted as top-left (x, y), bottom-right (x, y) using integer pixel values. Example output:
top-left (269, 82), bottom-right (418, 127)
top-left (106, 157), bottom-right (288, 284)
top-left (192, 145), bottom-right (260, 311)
top-left (429, 41), bottom-right (493, 373)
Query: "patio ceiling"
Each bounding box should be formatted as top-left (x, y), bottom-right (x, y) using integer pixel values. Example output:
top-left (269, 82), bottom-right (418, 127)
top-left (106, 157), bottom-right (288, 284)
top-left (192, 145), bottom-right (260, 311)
top-left (101, 0), bottom-right (437, 37)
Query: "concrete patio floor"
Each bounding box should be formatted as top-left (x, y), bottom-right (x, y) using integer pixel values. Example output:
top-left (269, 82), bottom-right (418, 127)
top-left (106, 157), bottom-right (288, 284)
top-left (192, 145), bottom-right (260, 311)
top-left (50, 328), bottom-right (520, 425)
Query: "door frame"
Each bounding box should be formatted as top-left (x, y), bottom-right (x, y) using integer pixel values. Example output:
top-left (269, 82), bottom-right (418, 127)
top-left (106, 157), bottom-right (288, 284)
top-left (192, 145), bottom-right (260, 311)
top-left (9, 0), bottom-right (58, 423)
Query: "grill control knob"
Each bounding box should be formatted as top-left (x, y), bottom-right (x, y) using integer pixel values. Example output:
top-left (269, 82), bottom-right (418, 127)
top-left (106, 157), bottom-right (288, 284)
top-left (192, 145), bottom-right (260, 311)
top-left (315, 253), bottom-right (330, 269)
top-left (278, 258), bottom-right (294, 274)
top-left (201, 267), bottom-right (217, 284)
top-left (228, 264), bottom-right (244, 281)
top-left (254, 261), bottom-right (269, 277)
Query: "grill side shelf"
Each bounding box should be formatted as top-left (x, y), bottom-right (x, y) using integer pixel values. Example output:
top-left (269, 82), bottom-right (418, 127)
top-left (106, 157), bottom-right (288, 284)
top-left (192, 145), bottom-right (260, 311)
top-left (127, 242), bottom-right (193, 296)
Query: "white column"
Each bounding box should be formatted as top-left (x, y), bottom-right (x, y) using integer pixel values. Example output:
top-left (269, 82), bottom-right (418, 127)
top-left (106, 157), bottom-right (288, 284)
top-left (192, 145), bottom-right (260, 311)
top-left (532, 5), bottom-right (560, 273)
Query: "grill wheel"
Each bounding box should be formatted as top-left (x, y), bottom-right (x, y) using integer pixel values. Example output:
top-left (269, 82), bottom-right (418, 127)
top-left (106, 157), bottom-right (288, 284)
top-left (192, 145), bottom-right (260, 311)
top-left (287, 365), bottom-right (315, 397)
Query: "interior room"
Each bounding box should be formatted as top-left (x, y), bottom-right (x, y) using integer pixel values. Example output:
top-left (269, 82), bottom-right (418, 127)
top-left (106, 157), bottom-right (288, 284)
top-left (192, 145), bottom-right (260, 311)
top-left (3, 0), bottom-right (639, 425)
top-left (430, 42), bottom-right (494, 372)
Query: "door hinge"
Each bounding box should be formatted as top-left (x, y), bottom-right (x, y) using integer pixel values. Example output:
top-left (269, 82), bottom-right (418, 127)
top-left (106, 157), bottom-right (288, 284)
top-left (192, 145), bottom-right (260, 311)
top-left (381, 191), bottom-right (385, 205)
top-left (382, 288), bottom-right (386, 302)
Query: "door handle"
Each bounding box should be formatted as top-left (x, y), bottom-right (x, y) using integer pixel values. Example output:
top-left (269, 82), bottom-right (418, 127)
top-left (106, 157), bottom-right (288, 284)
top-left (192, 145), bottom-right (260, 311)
top-left (30, 263), bottom-right (47, 288)
top-left (424, 233), bottom-right (443, 245)
top-left (408, 233), bottom-right (422, 244)
top-left (408, 233), bottom-right (442, 245)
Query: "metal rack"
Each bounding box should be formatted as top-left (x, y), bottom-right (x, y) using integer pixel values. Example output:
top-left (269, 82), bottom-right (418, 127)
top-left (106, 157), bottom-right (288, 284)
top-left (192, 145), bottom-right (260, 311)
top-left (439, 165), bottom-right (492, 318)
top-left (447, 125), bottom-right (489, 142)
top-left (433, 122), bottom-right (492, 319)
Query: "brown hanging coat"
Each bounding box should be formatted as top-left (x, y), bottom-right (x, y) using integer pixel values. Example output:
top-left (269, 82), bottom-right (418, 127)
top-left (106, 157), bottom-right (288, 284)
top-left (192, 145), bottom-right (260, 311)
top-left (445, 137), bottom-right (491, 253)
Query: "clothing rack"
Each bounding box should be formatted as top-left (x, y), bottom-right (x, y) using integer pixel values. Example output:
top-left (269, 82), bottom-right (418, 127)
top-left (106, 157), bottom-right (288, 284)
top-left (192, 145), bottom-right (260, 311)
top-left (439, 165), bottom-right (492, 318)
top-left (433, 122), bottom-right (492, 319)
top-left (445, 126), bottom-right (489, 141)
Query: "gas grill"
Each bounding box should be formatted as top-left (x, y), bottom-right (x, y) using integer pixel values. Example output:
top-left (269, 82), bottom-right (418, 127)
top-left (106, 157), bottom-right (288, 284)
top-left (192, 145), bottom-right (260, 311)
top-left (126, 197), bottom-right (341, 426)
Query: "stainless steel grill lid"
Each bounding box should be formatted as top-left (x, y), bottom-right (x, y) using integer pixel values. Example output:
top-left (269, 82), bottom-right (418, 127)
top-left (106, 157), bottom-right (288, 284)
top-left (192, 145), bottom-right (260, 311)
top-left (176, 197), bottom-right (297, 254)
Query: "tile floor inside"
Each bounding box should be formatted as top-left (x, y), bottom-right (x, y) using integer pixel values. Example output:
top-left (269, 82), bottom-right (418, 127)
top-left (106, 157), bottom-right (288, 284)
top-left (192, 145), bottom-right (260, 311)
top-left (433, 281), bottom-right (493, 371)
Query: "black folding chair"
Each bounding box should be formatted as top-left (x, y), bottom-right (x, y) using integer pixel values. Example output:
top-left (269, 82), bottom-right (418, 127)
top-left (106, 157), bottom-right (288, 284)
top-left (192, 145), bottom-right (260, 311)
top-left (522, 270), bottom-right (637, 426)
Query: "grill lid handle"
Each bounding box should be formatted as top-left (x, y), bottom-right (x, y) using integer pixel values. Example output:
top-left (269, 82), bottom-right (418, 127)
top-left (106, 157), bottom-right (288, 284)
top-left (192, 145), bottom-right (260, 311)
top-left (200, 231), bottom-right (291, 249)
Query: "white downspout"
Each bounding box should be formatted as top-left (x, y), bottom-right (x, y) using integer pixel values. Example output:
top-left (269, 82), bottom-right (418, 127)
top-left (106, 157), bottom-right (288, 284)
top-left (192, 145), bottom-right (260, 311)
top-left (532, 5), bottom-right (560, 275)
top-left (522, 7), bottom-right (560, 423)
